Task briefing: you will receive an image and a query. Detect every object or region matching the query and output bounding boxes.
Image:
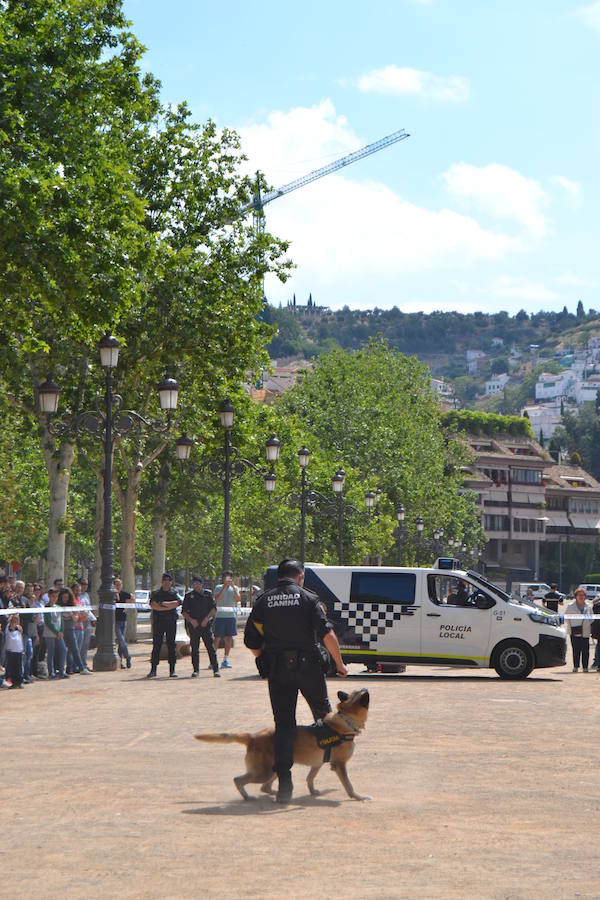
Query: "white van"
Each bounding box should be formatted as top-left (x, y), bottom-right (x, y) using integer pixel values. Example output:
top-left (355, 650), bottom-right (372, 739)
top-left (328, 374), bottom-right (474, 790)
top-left (517, 582), bottom-right (565, 601)
top-left (265, 559), bottom-right (566, 679)
top-left (576, 583), bottom-right (600, 600)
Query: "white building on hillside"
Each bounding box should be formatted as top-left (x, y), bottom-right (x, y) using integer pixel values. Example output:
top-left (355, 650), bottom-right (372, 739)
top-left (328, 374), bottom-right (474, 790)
top-left (535, 371), bottom-right (575, 401)
top-left (521, 404), bottom-right (562, 441)
top-left (484, 373), bottom-right (510, 395)
top-left (575, 374), bottom-right (600, 405)
top-left (466, 349), bottom-right (487, 374)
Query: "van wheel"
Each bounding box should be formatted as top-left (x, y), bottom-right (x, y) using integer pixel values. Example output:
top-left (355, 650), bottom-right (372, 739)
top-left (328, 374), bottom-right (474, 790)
top-left (493, 641), bottom-right (534, 679)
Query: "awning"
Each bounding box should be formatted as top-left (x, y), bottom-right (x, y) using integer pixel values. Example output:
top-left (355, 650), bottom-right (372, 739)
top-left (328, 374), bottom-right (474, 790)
top-left (545, 512), bottom-right (571, 528)
top-left (489, 489), bottom-right (509, 501)
top-left (569, 515), bottom-right (600, 531)
top-left (481, 560), bottom-right (500, 568)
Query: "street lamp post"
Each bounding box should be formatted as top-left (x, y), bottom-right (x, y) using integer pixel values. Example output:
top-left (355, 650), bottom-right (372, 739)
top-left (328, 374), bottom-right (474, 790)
top-left (38, 334), bottom-right (179, 671)
top-left (416, 516), bottom-right (424, 566)
top-left (395, 505), bottom-right (405, 565)
top-left (298, 447), bottom-right (310, 565)
top-left (176, 399), bottom-right (280, 572)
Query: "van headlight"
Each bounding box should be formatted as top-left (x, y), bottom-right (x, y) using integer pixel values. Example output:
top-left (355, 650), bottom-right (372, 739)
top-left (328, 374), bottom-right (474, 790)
top-left (529, 610), bottom-right (559, 626)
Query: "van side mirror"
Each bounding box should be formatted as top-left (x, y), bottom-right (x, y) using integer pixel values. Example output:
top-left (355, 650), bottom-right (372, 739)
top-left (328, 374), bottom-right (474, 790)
top-left (475, 593), bottom-right (495, 610)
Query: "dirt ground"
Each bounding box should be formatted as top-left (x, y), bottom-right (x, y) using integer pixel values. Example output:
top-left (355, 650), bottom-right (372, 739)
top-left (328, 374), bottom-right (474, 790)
top-left (2, 638), bottom-right (599, 900)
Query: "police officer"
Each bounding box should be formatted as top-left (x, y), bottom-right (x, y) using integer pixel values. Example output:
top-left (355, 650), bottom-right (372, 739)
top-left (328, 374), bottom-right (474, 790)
top-left (182, 576), bottom-right (220, 678)
top-left (147, 573), bottom-right (180, 679)
top-left (244, 558), bottom-right (347, 803)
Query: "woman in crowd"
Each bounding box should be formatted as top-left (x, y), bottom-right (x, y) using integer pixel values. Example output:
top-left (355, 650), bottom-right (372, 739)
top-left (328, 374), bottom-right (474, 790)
top-left (43, 589), bottom-right (68, 679)
top-left (58, 587), bottom-right (86, 674)
top-left (565, 587), bottom-right (593, 672)
top-left (71, 582), bottom-right (87, 672)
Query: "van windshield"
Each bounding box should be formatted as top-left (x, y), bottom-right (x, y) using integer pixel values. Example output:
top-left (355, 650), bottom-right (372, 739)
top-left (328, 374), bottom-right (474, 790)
top-left (466, 571), bottom-right (511, 603)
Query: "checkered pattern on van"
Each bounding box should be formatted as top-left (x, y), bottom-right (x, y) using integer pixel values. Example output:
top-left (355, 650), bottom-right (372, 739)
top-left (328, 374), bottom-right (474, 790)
top-left (333, 600), bottom-right (403, 647)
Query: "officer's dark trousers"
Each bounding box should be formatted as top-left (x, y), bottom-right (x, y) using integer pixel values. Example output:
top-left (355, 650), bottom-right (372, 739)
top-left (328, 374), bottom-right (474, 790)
top-left (151, 618), bottom-right (177, 671)
top-left (268, 657), bottom-right (331, 777)
top-left (190, 625), bottom-right (218, 672)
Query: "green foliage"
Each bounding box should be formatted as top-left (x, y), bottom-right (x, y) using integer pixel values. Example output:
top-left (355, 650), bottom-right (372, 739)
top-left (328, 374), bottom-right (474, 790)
top-left (280, 341), bottom-right (485, 563)
top-left (441, 410), bottom-right (533, 437)
top-left (553, 404), bottom-right (600, 481)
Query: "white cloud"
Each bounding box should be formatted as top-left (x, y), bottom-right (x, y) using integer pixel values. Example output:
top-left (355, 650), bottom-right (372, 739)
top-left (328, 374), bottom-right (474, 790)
top-left (489, 276), bottom-right (557, 302)
top-left (551, 175), bottom-right (582, 206)
top-left (356, 65), bottom-right (469, 103)
top-left (577, 1), bottom-right (600, 31)
top-left (443, 163), bottom-right (550, 236)
top-left (237, 101), bottom-right (530, 309)
top-left (238, 99), bottom-right (361, 187)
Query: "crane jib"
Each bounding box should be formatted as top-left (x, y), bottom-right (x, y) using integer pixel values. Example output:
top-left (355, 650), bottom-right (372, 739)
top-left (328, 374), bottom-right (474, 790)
top-left (239, 128), bottom-right (410, 215)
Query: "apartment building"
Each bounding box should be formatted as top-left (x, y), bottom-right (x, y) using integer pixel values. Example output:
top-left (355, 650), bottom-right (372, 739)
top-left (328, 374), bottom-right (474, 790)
top-left (462, 432), bottom-right (600, 585)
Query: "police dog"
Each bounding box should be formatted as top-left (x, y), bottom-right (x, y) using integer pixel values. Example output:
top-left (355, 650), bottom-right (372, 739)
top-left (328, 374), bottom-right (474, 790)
top-left (195, 688), bottom-right (370, 801)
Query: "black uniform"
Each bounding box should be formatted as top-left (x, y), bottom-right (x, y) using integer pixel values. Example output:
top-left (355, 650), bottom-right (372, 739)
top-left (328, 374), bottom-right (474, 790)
top-left (150, 587), bottom-right (180, 673)
top-left (244, 577), bottom-right (333, 778)
top-left (182, 588), bottom-right (218, 673)
top-left (543, 590), bottom-right (562, 613)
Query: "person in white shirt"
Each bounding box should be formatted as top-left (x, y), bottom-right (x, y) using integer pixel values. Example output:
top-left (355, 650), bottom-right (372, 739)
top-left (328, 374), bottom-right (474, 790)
top-left (213, 571), bottom-right (240, 669)
top-left (565, 588), bottom-right (593, 672)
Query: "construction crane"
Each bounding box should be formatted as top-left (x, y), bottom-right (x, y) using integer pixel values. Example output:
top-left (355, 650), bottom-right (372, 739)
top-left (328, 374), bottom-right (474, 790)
top-left (239, 127), bottom-right (410, 236)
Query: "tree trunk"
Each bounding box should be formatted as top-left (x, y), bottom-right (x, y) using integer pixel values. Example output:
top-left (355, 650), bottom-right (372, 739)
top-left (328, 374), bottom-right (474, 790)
top-left (151, 457), bottom-right (170, 589)
top-left (64, 533), bottom-right (71, 584)
top-left (120, 471), bottom-right (142, 642)
top-left (41, 427), bottom-right (75, 585)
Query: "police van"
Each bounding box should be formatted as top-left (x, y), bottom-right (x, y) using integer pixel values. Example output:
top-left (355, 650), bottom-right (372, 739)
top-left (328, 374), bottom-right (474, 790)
top-left (264, 559), bottom-right (566, 679)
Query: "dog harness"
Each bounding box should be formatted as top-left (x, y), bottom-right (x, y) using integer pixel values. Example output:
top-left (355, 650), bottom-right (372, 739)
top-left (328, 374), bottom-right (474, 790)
top-left (308, 721), bottom-right (355, 763)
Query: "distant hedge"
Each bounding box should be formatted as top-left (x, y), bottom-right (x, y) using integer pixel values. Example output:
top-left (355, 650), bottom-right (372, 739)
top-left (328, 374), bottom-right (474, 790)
top-left (441, 410), bottom-right (534, 437)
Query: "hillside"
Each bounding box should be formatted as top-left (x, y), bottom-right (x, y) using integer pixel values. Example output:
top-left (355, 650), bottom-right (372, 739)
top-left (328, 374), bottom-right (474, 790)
top-left (262, 301), bottom-right (600, 361)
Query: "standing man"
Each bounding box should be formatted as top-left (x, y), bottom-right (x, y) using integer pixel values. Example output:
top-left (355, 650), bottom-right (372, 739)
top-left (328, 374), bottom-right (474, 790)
top-left (181, 576), bottom-right (220, 678)
top-left (213, 571), bottom-right (240, 669)
top-left (147, 573), bottom-right (180, 679)
top-left (113, 577), bottom-right (132, 669)
top-left (244, 558), bottom-right (347, 804)
top-left (543, 584), bottom-right (562, 613)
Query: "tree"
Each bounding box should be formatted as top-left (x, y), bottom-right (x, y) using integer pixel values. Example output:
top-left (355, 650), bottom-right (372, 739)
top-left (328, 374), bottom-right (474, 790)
top-left (281, 341), bottom-right (484, 562)
top-left (0, 0), bottom-right (161, 581)
top-left (108, 103), bottom-right (290, 614)
top-left (577, 300), bottom-right (585, 318)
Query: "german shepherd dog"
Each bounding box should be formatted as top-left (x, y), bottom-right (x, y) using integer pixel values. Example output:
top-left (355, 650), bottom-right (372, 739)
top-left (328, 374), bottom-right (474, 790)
top-left (195, 689), bottom-right (370, 801)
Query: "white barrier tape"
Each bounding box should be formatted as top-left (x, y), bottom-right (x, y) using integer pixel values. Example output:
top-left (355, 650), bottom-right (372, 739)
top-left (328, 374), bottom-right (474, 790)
top-left (0, 606), bottom-right (98, 617)
top-left (564, 614), bottom-right (600, 620)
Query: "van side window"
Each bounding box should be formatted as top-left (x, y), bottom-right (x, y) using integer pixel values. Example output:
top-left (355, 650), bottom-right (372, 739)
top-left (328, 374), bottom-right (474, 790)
top-left (351, 573), bottom-right (416, 605)
top-left (428, 575), bottom-right (487, 608)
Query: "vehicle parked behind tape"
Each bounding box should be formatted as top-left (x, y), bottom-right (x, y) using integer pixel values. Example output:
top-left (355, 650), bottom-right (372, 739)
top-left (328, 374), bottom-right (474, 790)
top-left (264, 559), bottom-right (566, 679)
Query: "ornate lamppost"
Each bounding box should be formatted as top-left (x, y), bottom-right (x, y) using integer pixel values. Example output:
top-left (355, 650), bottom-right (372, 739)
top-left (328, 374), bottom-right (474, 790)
top-left (175, 399), bottom-right (280, 572)
top-left (38, 333), bottom-right (179, 671)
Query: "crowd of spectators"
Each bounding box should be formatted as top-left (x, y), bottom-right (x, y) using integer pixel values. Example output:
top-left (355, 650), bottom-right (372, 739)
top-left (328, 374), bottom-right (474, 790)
top-left (0, 574), bottom-right (95, 689)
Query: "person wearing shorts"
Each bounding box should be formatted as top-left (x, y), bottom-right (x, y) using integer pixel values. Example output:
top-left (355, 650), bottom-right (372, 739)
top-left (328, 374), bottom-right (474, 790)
top-left (213, 572), bottom-right (240, 669)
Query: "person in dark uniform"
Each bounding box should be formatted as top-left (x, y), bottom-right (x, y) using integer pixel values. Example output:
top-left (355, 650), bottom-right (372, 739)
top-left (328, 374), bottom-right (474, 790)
top-left (182, 576), bottom-right (220, 678)
top-left (147, 573), bottom-right (180, 679)
top-left (543, 584), bottom-right (562, 614)
top-left (244, 558), bottom-right (347, 804)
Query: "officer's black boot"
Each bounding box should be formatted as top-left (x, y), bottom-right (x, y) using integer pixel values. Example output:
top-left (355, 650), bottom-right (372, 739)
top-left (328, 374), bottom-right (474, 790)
top-left (146, 668), bottom-right (157, 679)
top-left (276, 772), bottom-right (293, 804)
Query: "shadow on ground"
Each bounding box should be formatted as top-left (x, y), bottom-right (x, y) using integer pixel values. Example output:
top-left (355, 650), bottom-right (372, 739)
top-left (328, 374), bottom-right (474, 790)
top-left (181, 789), bottom-right (341, 816)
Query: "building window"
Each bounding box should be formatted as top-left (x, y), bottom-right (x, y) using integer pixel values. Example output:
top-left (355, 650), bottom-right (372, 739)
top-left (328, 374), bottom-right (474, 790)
top-left (512, 468), bottom-right (542, 484)
top-left (484, 515), bottom-right (510, 531)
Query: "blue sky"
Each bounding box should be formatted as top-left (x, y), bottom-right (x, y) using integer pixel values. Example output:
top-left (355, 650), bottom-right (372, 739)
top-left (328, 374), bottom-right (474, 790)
top-left (124, 0), bottom-right (599, 314)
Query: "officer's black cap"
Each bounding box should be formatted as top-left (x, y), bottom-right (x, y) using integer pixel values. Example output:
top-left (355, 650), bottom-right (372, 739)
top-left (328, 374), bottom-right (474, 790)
top-left (161, 572), bottom-right (173, 581)
top-left (191, 575), bottom-right (203, 584)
